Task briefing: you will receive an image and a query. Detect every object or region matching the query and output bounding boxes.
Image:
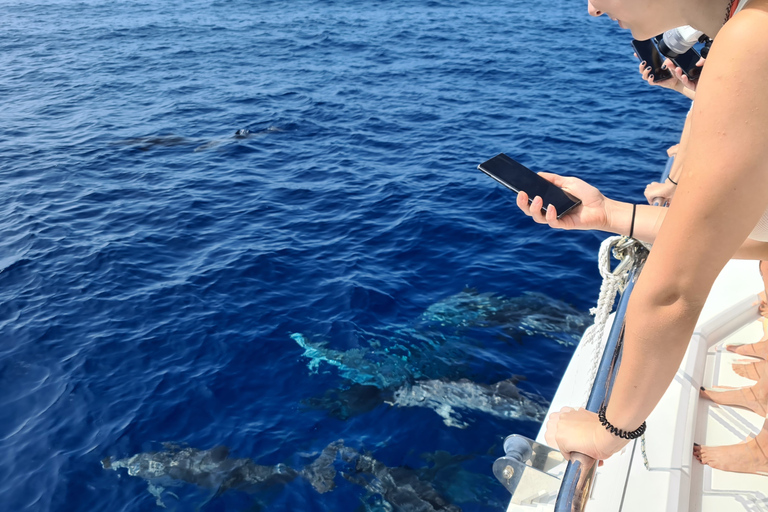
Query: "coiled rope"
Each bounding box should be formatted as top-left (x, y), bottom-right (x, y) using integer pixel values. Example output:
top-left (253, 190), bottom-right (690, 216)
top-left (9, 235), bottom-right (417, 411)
top-left (580, 236), bottom-right (648, 405)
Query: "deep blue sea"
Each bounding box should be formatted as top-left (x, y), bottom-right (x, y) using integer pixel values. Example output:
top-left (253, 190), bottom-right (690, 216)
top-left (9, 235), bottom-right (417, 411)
top-left (0, 1), bottom-right (691, 511)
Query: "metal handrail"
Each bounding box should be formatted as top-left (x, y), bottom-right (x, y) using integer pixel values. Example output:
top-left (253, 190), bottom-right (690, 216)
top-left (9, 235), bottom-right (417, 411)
top-left (652, 155), bottom-right (675, 206)
top-left (553, 265), bottom-right (641, 512)
top-left (553, 154), bottom-right (671, 512)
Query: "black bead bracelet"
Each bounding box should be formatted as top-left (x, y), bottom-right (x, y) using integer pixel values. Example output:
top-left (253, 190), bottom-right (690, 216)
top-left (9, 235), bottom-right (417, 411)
top-left (598, 404), bottom-right (647, 440)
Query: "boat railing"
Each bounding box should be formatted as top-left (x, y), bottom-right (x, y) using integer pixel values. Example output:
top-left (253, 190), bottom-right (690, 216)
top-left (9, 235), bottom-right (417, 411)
top-left (493, 238), bottom-right (648, 511)
top-left (553, 158), bottom-right (669, 511)
top-left (495, 154), bottom-right (669, 509)
top-left (651, 155), bottom-right (675, 206)
top-left (553, 260), bottom-right (641, 512)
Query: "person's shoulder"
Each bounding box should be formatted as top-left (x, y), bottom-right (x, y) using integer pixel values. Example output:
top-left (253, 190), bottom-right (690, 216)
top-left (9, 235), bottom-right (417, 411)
top-left (706, 4), bottom-right (768, 77)
top-left (718, 1), bottom-right (768, 50)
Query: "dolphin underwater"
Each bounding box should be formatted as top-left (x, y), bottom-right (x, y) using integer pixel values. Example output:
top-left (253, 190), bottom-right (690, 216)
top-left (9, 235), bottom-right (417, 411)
top-left (418, 289), bottom-right (591, 346)
top-left (303, 440), bottom-right (463, 512)
top-left (291, 332), bottom-right (423, 389)
top-left (102, 444), bottom-right (298, 508)
top-left (293, 289), bottom-right (580, 426)
top-left (104, 441), bottom-right (468, 511)
top-left (292, 329), bottom-right (549, 427)
top-left (391, 377), bottom-right (547, 428)
top-left (302, 377), bottom-right (547, 428)
top-left (292, 290), bottom-right (589, 388)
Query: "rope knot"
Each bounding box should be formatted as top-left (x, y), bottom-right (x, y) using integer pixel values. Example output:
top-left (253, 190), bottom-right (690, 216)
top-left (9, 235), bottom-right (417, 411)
top-left (580, 236), bottom-right (648, 405)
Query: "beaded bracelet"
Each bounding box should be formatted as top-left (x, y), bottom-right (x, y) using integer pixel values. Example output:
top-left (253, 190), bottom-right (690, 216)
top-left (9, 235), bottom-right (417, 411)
top-left (598, 404), bottom-right (647, 440)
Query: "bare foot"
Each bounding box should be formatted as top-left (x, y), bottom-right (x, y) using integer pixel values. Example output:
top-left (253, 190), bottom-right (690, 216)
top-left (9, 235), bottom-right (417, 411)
top-left (693, 425), bottom-right (768, 476)
top-left (699, 386), bottom-right (768, 416)
top-left (726, 338), bottom-right (768, 360)
top-left (733, 360), bottom-right (767, 381)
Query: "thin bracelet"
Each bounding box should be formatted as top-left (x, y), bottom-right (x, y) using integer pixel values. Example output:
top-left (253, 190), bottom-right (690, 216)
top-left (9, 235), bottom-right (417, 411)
top-left (667, 176), bottom-right (678, 186)
top-left (629, 204), bottom-right (636, 239)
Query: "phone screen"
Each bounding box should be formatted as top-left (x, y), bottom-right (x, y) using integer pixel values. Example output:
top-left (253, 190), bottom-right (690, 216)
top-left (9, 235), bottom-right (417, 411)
top-left (477, 153), bottom-right (581, 219)
top-left (631, 39), bottom-right (673, 82)
top-left (670, 48), bottom-right (702, 81)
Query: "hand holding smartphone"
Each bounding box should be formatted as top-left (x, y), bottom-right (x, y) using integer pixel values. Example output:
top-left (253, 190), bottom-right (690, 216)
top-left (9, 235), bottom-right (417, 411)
top-left (631, 39), bottom-right (673, 83)
top-left (477, 153), bottom-right (581, 219)
top-left (669, 47), bottom-right (702, 82)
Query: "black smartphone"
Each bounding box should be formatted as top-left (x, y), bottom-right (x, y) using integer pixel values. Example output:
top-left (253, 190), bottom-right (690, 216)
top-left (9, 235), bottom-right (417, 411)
top-left (477, 153), bottom-right (581, 219)
top-left (631, 39), bottom-right (673, 82)
top-left (670, 47), bottom-right (702, 81)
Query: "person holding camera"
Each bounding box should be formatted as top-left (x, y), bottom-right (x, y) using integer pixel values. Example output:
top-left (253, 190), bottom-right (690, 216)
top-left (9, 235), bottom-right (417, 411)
top-left (637, 55), bottom-right (703, 97)
top-left (518, 0), bottom-right (768, 476)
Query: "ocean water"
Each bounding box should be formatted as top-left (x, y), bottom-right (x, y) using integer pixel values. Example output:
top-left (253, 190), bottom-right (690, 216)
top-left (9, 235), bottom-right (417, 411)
top-left (0, 1), bottom-right (692, 511)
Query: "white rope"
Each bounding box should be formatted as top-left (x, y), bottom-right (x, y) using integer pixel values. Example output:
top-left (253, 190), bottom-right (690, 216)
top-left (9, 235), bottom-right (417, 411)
top-left (580, 236), bottom-right (627, 405)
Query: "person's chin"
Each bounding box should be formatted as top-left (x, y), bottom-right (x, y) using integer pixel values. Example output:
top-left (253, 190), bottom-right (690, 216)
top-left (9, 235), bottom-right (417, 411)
top-left (623, 21), bottom-right (662, 40)
top-left (612, 18), bottom-right (635, 34)
top-left (628, 26), bottom-right (652, 40)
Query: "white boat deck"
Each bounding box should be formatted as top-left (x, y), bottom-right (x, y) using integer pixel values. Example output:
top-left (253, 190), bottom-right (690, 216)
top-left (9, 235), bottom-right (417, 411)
top-left (508, 259), bottom-right (768, 512)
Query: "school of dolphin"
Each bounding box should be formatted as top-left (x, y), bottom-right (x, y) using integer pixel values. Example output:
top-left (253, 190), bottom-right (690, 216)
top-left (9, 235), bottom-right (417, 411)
top-left (103, 289), bottom-right (590, 510)
top-left (103, 440), bottom-right (470, 511)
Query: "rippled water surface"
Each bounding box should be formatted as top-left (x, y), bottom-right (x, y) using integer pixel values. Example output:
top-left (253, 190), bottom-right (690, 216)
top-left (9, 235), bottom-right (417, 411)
top-left (1, 1), bottom-right (691, 510)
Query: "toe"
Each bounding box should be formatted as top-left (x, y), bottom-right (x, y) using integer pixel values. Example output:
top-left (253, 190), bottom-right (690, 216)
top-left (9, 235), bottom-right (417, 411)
top-left (732, 363), bottom-right (753, 380)
top-left (700, 387), bottom-right (740, 405)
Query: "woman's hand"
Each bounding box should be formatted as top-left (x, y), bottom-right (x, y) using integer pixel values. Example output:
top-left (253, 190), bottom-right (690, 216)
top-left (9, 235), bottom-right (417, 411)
top-left (644, 180), bottom-right (676, 206)
top-left (666, 143), bottom-right (680, 157)
top-left (515, 173), bottom-right (613, 232)
top-left (668, 57), bottom-right (705, 92)
top-left (635, 54), bottom-right (681, 92)
top-left (544, 407), bottom-right (629, 462)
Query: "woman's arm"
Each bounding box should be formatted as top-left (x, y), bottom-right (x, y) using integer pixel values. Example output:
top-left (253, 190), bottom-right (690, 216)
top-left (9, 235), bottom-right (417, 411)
top-left (530, 9), bottom-right (768, 459)
top-left (643, 109), bottom-right (693, 205)
top-left (607, 9), bottom-right (768, 432)
top-left (565, 11), bottom-right (768, 457)
top-left (519, 177), bottom-right (768, 258)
